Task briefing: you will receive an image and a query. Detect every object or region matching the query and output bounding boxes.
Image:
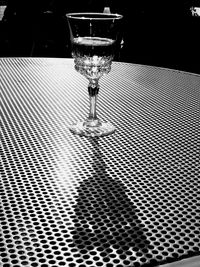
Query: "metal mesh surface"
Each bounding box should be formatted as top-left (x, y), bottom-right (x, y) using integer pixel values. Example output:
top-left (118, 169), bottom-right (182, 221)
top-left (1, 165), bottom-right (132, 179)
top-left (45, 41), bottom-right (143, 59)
top-left (0, 58), bottom-right (200, 267)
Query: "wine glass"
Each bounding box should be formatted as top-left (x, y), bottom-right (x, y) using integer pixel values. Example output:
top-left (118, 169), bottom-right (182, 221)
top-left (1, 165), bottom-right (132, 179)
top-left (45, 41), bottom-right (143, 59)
top-left (66, 12), bottom-right (123, 137)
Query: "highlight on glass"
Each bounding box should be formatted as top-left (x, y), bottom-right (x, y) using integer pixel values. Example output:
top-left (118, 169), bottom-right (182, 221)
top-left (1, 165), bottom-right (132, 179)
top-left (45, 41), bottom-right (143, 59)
top-left (66, 12), bottom-right (123, 137)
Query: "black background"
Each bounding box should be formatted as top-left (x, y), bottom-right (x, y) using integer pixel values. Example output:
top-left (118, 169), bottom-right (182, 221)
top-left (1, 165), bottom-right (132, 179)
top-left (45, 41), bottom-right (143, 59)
top-left (0, 0), bottom-right (199, 74)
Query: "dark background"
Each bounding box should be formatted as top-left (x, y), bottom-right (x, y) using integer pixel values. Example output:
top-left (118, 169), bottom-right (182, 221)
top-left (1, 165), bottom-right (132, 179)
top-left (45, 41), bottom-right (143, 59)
top-left (0, 0), bottom-right (199, 74)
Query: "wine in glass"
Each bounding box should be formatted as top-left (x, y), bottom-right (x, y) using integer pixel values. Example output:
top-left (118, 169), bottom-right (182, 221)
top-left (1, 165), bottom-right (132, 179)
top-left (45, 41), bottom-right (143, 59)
top-left (66, 12), bottom-right (123, 137)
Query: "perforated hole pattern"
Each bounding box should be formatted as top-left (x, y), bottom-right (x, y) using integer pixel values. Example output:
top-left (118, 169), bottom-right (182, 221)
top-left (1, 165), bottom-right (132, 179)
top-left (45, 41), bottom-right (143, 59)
top-left (0, 58), bottom-right (200, 267)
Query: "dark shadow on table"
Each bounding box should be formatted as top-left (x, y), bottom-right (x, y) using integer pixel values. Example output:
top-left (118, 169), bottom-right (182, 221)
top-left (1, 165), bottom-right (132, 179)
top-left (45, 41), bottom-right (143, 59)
top-left (72, 138), bottom-right (151, 263)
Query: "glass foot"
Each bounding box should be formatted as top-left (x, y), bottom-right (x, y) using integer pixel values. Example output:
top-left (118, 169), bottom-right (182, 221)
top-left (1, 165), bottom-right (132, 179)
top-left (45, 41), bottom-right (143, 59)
top-left (69, 121), bottom-right (116, 137)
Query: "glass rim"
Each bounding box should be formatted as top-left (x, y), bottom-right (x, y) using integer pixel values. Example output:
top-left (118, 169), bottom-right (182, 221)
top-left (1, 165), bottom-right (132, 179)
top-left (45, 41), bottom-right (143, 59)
top-left (66, 12), bottom-right (123, 20)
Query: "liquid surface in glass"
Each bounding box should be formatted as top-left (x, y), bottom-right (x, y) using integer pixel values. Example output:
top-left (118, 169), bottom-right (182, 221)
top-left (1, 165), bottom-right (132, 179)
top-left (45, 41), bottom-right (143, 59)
top-left (72, 36), bottom-right (115, 80)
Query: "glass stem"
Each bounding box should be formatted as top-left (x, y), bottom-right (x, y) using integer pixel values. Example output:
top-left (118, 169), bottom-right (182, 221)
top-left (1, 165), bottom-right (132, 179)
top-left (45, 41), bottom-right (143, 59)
top-left (86, 80), bottom-right (100, 126)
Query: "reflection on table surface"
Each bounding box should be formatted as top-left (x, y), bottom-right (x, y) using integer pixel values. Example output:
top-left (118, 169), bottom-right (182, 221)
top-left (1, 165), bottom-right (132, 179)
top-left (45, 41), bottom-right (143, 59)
top-left (0, 57), bottom-right (200, 267)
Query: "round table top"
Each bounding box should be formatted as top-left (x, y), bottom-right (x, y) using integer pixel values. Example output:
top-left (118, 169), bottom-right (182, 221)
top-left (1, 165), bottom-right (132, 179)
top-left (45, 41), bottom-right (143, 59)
top-left (0, 57), bottom-right (200, 267)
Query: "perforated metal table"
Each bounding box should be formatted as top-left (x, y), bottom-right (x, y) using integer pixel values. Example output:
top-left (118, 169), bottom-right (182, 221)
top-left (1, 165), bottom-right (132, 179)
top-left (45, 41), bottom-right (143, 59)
top-left (0, 58), bottom-right (200, 267)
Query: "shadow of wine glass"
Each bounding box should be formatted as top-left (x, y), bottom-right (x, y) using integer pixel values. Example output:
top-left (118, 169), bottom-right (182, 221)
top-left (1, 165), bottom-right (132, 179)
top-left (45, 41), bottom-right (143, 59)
top-left (72, 137), bottom-right (151, 263)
